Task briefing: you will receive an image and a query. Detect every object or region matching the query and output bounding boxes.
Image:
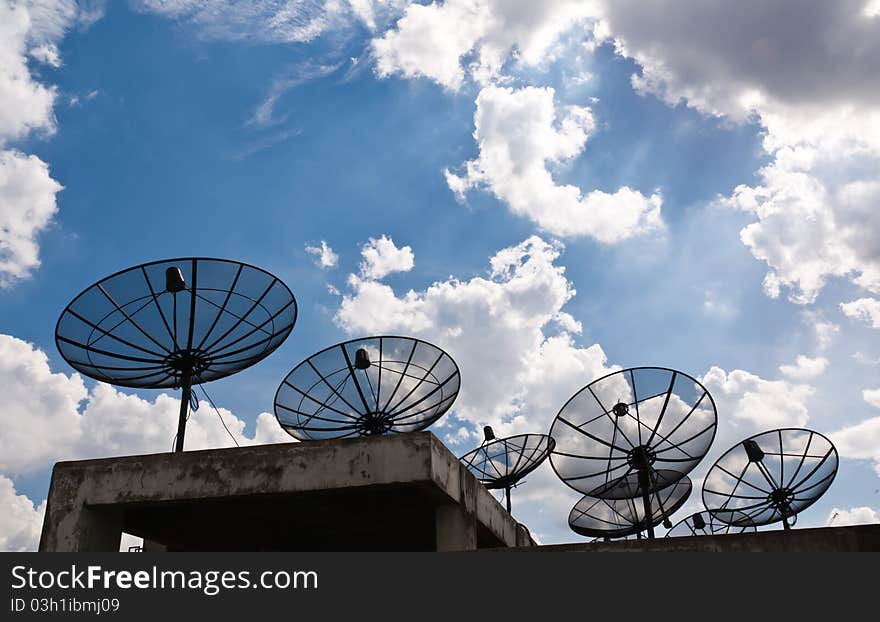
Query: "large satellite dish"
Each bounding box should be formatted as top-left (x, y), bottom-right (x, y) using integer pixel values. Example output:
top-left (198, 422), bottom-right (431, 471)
top-left (549, 367), bottom-right (716, 537)
top-left (56, 258), bottom-right (297, 451)
top-left (569, 477), bottom-right (692, 539)
top-left (703, 428), bottom-right (838, 531)
top-left (459, 426), bottom-right (555, 512)
top-left (274, 336), bottom-right (460, 440)
top-left (665, 510), bottom-right (757, 538)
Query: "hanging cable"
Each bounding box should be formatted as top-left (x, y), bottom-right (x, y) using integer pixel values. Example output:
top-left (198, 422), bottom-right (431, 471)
top-left (198, 383), bottom-right (240, 448)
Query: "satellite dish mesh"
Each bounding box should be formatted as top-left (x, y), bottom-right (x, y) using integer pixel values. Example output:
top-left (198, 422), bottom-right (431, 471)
top-left (569, 476), bottom-right (692, 539)
top-left (549, 367), bottom-right (717, 500)
top-left (56, 258), bottom-right (297, 451)
top-left (275, 336), bottom-right (460, 440)
top-left (665, 510), bottom-right (757, 538)
top-left (703, 428), bottom-right (838, 530)
top-left (56, 258), bottom-right (296, 388)
top-left (459, 429), bottom-right (555, 512)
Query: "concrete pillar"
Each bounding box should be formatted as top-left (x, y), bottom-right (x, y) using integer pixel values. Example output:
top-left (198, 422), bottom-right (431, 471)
top-left (435, 504), bottom-right (477, 551)
top-left (40, 505), bottom-right (123, 552)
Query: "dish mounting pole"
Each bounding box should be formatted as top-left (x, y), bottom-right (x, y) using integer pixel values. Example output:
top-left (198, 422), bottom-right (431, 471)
top-left (175, 370), bottom-right (192, 453)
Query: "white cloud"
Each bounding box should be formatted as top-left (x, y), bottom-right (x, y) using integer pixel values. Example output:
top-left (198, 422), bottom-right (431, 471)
top-left (0, 150), bottom-right (63, 287)
top-left (0, 476), bottom-right (45, 552)
top-left (358, 234), bottom-right (414, 279)
top-left (0, 334), bottom-right (292, 475)
top-left (827, 507), bottom-right (880, 527)
top-left (595, 1), bottom-right (880, 303)
top-left (0, 0), bottom-right (97, 288)
top-left (831, 415), bottom-right (880, 477)
top-left (803, 311), bottom-right (839, 352)
top-left (336, 235), bottom-right (613, 433)
top-left (700, 366), bottom-right (813, 430)
top-left (779, 355), bottom-right (828, 381)
top-left (0, 1), bottom-right (59, 144)
top-left (841, 298), bottom-right (880, 329)
top-left (724, 155), bottom-right (880, 304)
top-left (446, 85), bottom-right (663, 243)
top-left (371, 0), bottom-right (597, 90)
top-left (597, 0), bottom-right (880, 123)
top-left (305, 240), bottom-right (339, 270)
top-left (0, 333), bottom-right (87, 474)
top-left (864, 389), bottom-right (880, 410)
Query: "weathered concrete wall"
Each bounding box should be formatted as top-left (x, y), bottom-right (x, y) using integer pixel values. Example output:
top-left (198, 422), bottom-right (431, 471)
top-left (497, 524), bottom-right (880, 552)
top-left (39, 432), bottom-right (535, 552)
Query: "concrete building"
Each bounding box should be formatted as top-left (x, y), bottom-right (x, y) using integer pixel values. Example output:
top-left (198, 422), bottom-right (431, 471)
top-left (38, 431), bottom-right (880, 552)
top-left (39, 432), bottom-right (534, 552)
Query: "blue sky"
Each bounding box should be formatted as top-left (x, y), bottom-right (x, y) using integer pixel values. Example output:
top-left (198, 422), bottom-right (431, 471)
top-left (2, 1), bottom-right (880, 548)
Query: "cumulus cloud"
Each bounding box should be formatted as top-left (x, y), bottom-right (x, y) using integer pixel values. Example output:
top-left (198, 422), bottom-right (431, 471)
top-left (724, 154), bottom-right (880, 304)
top-left (358, 234), bottom-right (414, 279)
top-left (827, 506), bottom-right (880, 527)
top-left (0, 476), bottom-right (45, 552)
top-left (831, 415), bottom-right (880, 477)
top-left (0, 1), bottom-right (59, 143)
top-left (0, 0), bottom-right (96, 287)
top-left (337, 235), bottom-right (612, 433)
top-left (446, 85), bottom-right (662, 243)
top-left (0, 333), bottom-right (87, 474)
top-left (0, 332), bottom-right (294, 549)
top-left (0, 151), bottom-right (63, 287)
top-left (596, 0), bottom-right (880, 123)
top-left (841, 298), bottom-right (880, 329)
top-left (864, 389), bottom-right (880, 410)
top-left (779, 355), bottom-right (828, 381)
top-left (700, 366), bottom-right (813, 431)
top-left (305, 240), bottom-right (339, 270)
top-left (372, 0), bottom-right (597, 90)
top-left (594, 0), bottom-right (880, 303)
top-left (0, 334), bottom-right (292, 475)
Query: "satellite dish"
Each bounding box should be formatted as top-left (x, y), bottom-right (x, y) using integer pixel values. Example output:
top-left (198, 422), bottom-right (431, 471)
top-left (56, 258), bottom-right (297, 451)
top-left (459, 426), bottom-right (555, 513)
top-left (549, 367), bottom-right (716, 537)
top-left (569, 477), bottom-right (692, 539)
top-left (274, 336), bottom-right (460, 440)
top-left (665, 510), bottom-right (757, 537)
top-left (703, 428), bottom-right (838, 531)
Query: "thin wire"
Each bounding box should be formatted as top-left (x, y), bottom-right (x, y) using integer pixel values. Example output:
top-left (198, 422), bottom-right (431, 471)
top-left (198, 383), bottom-right (240, 447)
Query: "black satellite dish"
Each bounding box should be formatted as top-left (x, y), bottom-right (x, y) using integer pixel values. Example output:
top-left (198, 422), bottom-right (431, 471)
top-left (665, 510), bottom-right (757, 538)
top-left (459, 426), bottom-right (555, 513)
top-left (274, 336), bottom-right (461, 440)
top-left (703, 428), bottom-right (838, 531)
top-left (549, 367), bottom-right (716, 537)
top-left (569, 476), bottom-right (692, 539)
top-left (56, 258), bottom-right (297, 452)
